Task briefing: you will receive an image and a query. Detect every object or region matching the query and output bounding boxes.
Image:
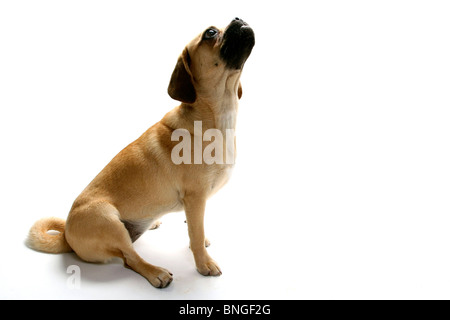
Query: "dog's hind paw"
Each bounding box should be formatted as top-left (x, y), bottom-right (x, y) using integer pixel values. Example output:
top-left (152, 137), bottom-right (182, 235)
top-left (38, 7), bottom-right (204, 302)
top-left (148, 266), bottom-right (173, 288)
top-left (149, 220), bottom-right (162, 230)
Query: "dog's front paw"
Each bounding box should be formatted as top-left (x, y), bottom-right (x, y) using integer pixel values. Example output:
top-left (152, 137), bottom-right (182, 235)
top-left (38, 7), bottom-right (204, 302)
top-left (196, 258), bottom-right (222, 276)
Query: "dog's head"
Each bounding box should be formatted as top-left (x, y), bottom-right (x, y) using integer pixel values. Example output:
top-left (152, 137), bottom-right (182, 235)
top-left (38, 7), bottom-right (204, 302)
top-left (168, 18), bottom-right (255, 104)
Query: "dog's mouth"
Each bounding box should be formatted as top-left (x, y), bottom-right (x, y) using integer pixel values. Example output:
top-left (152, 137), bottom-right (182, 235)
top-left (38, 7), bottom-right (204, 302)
top-left (220, 18), bottom-right (255, 70)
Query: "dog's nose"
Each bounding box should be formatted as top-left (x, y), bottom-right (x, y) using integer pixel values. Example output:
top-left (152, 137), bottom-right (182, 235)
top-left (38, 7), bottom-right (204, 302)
top-left (233, 17), bottom-right (247, 25)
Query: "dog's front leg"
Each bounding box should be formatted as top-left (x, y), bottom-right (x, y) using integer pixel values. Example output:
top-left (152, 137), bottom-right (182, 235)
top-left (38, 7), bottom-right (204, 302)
top-left (184, 194), bottom-right (222, 276)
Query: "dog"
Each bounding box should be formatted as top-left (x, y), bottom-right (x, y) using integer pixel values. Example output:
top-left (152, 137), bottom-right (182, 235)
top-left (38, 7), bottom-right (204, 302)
top-left (27, 18), bottom-right (255, 288)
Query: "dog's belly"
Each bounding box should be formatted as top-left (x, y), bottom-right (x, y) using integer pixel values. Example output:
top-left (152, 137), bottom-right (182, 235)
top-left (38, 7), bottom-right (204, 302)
top-left (120, 200), bottom-right (184, 242)
top-left (121, 218), bottom-right (155, 243)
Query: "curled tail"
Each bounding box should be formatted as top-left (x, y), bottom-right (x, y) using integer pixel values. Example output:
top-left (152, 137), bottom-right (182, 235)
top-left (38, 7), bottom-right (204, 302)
top-left (26, 217), bottom-right (72, 253)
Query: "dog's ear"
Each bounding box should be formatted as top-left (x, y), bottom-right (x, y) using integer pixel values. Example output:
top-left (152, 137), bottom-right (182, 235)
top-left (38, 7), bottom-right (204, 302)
top-left (238, 81), bottom-right (243, 99)
top-left (168, 48), bottom-right (196, 104)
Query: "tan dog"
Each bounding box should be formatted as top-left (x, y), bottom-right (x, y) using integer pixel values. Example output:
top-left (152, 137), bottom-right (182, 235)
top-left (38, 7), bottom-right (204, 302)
top-left (27, 18), bottom-right (255, 288)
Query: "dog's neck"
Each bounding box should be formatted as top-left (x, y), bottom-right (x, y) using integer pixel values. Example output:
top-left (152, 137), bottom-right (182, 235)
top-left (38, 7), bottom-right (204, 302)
top-left (162, 74), bottom-right (240, 135)
top-left (210, 93), bottom-right (239, 133)
top-left (195, 73), bottom-right (241, 133)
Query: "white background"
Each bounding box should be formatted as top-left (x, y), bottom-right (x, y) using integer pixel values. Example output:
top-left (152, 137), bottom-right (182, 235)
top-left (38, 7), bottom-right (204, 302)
top-left (1, 0), bottom-right (450, 299)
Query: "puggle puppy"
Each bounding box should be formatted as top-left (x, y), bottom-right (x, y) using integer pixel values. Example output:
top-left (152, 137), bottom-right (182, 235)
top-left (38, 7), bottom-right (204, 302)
top-left (27, 18), bottom-right (255, 288)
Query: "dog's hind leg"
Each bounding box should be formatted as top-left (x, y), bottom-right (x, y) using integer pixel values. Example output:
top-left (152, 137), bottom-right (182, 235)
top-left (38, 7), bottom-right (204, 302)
top-left (65, 202), bottom-right (173, 288)
top-left (117, 246), bottom-right (173, 288)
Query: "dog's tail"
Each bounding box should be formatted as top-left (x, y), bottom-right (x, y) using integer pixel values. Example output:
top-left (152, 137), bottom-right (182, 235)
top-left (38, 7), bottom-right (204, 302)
top-left (26, 217), bottom-right (73, 253)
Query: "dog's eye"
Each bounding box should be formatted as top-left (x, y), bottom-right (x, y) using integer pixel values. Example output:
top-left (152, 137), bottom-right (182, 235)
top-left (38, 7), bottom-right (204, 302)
top-left (204, 28), bottom-right (218, 40)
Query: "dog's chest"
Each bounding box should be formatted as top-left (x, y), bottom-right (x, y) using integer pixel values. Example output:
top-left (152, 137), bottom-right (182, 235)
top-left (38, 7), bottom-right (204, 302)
top-left (209, 164), bottom-right (234, 195)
